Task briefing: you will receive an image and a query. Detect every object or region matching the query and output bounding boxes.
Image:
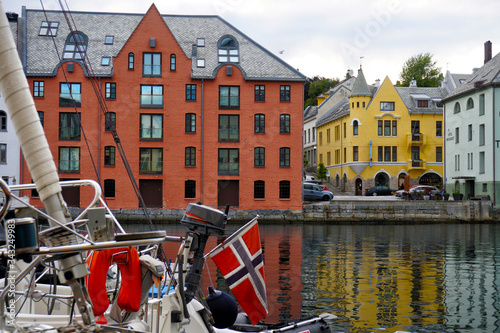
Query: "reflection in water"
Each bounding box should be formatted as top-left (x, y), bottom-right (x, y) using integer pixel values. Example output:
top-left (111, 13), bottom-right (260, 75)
top-left (126, 222), bottom-right (500, 333)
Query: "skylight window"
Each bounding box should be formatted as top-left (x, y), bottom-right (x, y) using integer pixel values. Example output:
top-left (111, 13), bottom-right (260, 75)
top-left (197, 59), bottom-right (205, 68)
top-left (197, 38), bottom-right (205, 47)
top-left (101, 57), bottom-right (111, 66)
top-left (39, 21), bottom-right (59, 36)
top-left (104, 35), bottom-right (114, 45)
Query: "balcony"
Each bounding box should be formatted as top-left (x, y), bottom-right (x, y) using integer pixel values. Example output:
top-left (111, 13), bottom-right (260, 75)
top-left (408, 159), bottom-right (425, 170)
top-left (407, 133), bottom-right (424, 146)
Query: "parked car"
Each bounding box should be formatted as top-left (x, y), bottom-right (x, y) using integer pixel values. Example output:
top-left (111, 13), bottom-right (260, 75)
top-left (303, 182), bottom-right (333, 201)
top-left (409, 185), bottom-right (440, 197)
top-left (364, 185), bottom-right (395, 196)
top-left (317, 184), bottom-right (328, 191)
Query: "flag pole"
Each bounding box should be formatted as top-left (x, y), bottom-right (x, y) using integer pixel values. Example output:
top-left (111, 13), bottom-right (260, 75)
top-left (204, 215), bottom-right (259, 259)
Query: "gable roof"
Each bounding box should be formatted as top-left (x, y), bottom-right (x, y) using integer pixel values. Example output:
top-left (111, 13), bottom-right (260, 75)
top-left (443, 51), bottom-right (500, 101)
top-left (22, 7), bottom-right (305, 81)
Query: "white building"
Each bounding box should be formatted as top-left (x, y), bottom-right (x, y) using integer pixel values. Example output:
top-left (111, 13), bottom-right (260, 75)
top-left (443, 41), bottom-right (500, 207)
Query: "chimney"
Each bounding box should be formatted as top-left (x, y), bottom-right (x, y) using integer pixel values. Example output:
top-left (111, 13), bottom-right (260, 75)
top-left (484, 40), bottom-right (492, 64)
top-left (410, 78), bottom-right (417, 87)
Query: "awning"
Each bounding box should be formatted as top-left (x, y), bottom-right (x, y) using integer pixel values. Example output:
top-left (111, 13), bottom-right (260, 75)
top-left (452, 176), bottom-right (476, 179)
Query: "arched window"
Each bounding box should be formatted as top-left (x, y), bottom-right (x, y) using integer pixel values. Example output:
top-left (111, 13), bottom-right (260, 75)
top-left (353, 120), bottom-right (358, 136)
top-left (0, 111), bottom-right (7, 131)
top-left (218, 36), bottom-right (239, 63)
top-left (170, 54), bottom-right (176, 71)
top-left (62, 31), bottom-right (88, 60)
top-left (454, 102), bottom-right (461, 114)
top-left (128, 53), bottom-right (134, 70)
top-left (466, 97), bottom-right (474, 110)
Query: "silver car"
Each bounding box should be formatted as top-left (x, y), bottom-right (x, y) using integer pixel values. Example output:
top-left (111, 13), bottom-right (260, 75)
top-left (303, 182), bottom-right (333, 201)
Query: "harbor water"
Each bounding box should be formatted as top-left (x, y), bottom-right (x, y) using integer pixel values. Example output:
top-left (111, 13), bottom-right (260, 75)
top-left (126, 222), bottom-right (500, 333)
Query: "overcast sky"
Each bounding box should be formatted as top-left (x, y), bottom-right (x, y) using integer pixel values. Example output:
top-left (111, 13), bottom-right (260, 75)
top-left (3, 0), bottom-right (499, 85)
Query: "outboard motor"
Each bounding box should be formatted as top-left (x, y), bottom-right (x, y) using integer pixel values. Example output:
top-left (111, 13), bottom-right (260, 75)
top-left (180, 203), bottom-right (228, 303)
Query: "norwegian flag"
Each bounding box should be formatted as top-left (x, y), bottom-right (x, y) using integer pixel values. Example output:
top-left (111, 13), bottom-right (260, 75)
top-left (208, 218), bottom-right (267, 325)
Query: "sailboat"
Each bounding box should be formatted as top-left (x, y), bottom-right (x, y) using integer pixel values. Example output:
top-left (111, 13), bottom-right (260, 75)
top-left (0, 2), bottom-right (334, 332)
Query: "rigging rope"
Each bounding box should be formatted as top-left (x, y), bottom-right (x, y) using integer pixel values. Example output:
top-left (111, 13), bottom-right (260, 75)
top-left (38, 0), bottom-right (156, 232)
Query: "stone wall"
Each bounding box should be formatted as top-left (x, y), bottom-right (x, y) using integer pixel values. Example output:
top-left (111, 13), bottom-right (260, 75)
top-left (100, 200), bottom-right (496, 224)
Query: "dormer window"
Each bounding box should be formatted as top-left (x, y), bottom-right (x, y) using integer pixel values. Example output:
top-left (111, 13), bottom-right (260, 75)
top-left (63, 32), bottom-right (88, 60)
top-left (417, 100), bottom-right (428, 108)
top-left (218, 36), bottom-right (239, 63)
top-left (39, 21), bottom-right (59, 36)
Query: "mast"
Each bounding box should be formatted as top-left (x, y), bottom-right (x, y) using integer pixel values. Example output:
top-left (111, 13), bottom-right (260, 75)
top-left (0, 1), bottom-right (94, 324)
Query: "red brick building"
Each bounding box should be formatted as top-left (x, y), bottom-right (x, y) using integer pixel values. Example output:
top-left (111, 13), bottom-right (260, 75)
top-left (21, 5), bottom-right (305, 210)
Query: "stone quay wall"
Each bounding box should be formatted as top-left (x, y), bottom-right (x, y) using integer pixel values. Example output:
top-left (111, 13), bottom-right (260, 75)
top-left (105, 200), bottom-right (497, 224)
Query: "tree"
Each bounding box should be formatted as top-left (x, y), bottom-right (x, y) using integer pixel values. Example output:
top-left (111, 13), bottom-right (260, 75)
top-left (399, 53), bottom-right (444, 87)
top-left (316, 163), bottom-right (328, 182)
top-left (304, 76), bottom-right (339, 108)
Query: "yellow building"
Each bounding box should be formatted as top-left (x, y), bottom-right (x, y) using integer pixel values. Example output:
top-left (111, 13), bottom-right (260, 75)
top-left (316, 68), bottom-right (447, 195)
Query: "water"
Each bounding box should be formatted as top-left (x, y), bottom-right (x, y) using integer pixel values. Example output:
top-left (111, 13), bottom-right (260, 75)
top-left (126, 222), bottom-right (500, 333)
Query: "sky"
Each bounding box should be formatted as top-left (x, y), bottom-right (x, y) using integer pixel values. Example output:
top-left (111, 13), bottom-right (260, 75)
top-left (3, 0), bottom-right (500, 85)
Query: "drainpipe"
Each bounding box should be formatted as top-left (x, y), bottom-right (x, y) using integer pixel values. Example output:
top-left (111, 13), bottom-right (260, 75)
top-left (493, 87), bottom-right (496, 208)
top-left (200, 79), bottom-right (204, 203)
top-left (98, 78), bottom-right (101, 183)
top-left (340, 122), bottom-right (343, 191)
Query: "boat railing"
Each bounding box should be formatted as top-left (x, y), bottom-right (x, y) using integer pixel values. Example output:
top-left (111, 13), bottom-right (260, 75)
top-left (0, 178), bottom-right (183, 329)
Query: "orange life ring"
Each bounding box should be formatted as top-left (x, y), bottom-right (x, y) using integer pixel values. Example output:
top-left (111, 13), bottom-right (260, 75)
top-left (86, 247), bottom-right (142, 316)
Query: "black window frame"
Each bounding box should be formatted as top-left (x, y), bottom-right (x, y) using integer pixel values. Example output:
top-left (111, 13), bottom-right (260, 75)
top-left (436, 121), bottom-right (442, 137)
top-left (104, 179), bottom-right (115, 198)
top-left (254, 85), bottom-right (265, 101)
top-left (0, 111), bottom-right (6, 131)
top-left (254, 180), bottom-right (265, 199)
top-left (140, 85), bottom-right (163, 108)
top-left (280, 147), bottom-right (290, 167)
top-left (280, 85), bottom-right (290, 102)
top-left (139, 148), bottom-right (163, 174)
top-left (143, 52), bottom-right (162, 77)
top-left (185, 113), bottom-right (196, 133)
top-left (254, 114), bottom-right (265, 134)
top-left (59, 82), bottom-right (81, 107)
top-left (218, 115), bottom-right (239, 142)
top-left (105, 112), bottom-right (116, 132)
top-left (104, 146), bottom-right (115, 166)
top-left (59, 112), bottom-right (81, 140)
top-left (33, 81), bottom-right (44, 98)
top-left (254, 147), bottom-right (265, 167)
top-left (128, 52), bottom-right (134, 70)
top-left (58, 146), bottom-right (80, 173)
top-left (218, 148), bottom-right (239, 175)
top-left (105, 82), bottom-right (116, 99)
top-left (170, 54), bottom-right (176, 71)
top-left (279, 180), bottom-right (290, 199)
top-left (186, 84), bottom-right (197, 101)
top-left (280, 114), bottom-right (291, 134)
top-left (219, 86), bottom-right (240, 109)
top-left (185, 147), bottom-right (196, 167)
top-left (185, 180), bottom-right (196, 199)
top-left (140, 114), bottom-right (163, 141)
